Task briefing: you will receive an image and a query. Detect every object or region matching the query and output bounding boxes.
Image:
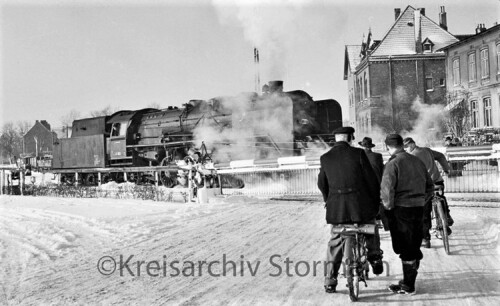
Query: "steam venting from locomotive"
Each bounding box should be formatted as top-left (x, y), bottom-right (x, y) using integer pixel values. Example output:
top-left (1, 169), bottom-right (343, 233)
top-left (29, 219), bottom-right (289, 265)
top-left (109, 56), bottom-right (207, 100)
top-left (212, 0), bottom-right (302, 81)
top-left (192, 80), bottom-right (294, 162)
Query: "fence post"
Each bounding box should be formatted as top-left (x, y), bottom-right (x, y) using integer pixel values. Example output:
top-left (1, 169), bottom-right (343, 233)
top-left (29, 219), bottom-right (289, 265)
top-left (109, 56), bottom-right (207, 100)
top-left (75, 172), bottom-right (79, 187)
top-left (19, 171), bottom-right (23, 196)
top-left (123, 171), bottom-right (127, 182)
top-left (154, 171), bottom-right (159, 201)
top-left (188, 169), bottom-right (193, 202)
top-left (98, 172), bottom-right (102, 187)
top-left (0, 170), bottom-right (3, 195)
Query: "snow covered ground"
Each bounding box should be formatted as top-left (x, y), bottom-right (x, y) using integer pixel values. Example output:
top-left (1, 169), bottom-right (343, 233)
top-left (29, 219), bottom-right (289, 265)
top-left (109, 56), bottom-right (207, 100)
top-left (0, 195), bottom-right (499, 305)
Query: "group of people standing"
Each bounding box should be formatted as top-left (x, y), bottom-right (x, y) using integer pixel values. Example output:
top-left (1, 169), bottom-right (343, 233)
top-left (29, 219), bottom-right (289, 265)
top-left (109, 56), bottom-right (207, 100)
top-left (318, 126), bottom-right (454, 296)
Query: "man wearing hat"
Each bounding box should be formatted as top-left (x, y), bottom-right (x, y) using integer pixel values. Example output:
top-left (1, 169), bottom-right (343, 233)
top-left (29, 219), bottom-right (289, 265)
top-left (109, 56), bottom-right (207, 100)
top-left (381, 134), bottom-right (433, 295)
top-left (358, 137), bottom-right (384, 183)
top-left (359, 136), bottom-right (387, 230)
top-left (403, 137), bottom-right (453, 249)
top-left (318, 126), bottom-right (384, 294)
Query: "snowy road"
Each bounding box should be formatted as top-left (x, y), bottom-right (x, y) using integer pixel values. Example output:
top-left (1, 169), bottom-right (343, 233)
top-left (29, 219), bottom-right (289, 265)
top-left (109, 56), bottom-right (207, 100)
top-left (0, 195), bottom-right (499, 305)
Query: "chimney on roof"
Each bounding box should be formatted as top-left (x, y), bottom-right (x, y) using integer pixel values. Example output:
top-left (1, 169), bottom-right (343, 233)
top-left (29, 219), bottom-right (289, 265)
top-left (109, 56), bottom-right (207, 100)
top-left (475, 24), bottom-right (487, 34)
top-left (40, 120), bottom-right (51, 131)
top-left (394, 8), bottom-right (401, 20)
top-left (439, 6), bottom-right (448, 31)
top-left (414, 9), bottom-right (422, 53)
top-left (419, 8), bottom-right (425, 16)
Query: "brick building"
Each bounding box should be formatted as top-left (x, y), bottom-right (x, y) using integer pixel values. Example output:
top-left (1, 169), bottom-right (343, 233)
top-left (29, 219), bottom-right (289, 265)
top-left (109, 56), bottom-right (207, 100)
top-left (22, 120), bottom-right (58, 160)
top-left (344, 6), bottom-right (459, 139)
top-left (440, 23), bottom-right (500, 144)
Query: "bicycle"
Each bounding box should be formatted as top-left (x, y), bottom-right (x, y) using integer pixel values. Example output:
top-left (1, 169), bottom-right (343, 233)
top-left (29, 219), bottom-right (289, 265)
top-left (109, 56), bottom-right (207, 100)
top-left (431, 185), bottom-right (450, 255)
top-left (331, 223), bottom-right (377, 302)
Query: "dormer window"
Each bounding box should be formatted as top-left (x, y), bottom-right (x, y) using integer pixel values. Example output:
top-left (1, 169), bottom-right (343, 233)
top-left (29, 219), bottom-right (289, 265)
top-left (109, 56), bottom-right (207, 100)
top-left (422, 38), bottom-right (434, 53)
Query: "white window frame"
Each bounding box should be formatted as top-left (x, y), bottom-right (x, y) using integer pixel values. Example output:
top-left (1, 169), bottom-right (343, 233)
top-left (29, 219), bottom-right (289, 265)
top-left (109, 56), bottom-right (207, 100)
top-left (483, 97), bottom-right (492, 127)
top-left (468, 52), bottom-right (476, 82)
top-left (452, 58), bottom-right (460, 86)
top-left (480, 48), bottom-right (489, 79)
top-left (497, 43), bottom-right (500, 74)
top-left (470, 100), bottom-right (478, 128)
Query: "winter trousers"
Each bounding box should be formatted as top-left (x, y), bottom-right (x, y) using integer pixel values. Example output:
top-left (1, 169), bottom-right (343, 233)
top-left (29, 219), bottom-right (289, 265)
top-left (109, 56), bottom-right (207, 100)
top-left (386, 206), bottom-right (424, 262)
top-left (324, 219), bottom-right (381, 286)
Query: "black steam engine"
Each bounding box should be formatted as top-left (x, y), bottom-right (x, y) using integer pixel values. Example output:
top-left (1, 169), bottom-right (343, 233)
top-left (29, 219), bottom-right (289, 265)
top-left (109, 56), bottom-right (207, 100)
top-left (52, 81), bottom-right (342, 185)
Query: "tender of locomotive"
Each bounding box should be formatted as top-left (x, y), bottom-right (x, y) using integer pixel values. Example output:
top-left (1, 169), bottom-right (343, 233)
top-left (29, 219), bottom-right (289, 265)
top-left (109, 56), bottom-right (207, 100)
top-left (52, 81), bottom-right (342, 186)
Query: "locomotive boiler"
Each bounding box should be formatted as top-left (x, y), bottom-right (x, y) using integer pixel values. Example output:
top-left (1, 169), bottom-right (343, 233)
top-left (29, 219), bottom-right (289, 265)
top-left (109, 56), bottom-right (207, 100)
top-left (52, 81), bottom-right (342, 186)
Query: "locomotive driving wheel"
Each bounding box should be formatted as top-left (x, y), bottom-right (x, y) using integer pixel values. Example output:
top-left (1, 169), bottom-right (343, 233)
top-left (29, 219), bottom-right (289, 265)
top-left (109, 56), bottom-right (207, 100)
top-left (159, 157), bottom-right (175, 188)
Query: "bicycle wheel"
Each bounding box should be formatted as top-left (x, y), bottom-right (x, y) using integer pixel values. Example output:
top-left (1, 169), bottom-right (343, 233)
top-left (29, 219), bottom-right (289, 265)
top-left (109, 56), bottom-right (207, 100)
top-left (436, 199), bottom-right (450, 255)
top-left (349, 275), bottom-right (359, 302)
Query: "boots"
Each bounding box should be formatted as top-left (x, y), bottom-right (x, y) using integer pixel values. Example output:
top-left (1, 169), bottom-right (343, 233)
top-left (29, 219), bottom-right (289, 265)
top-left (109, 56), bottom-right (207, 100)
top-left (388, 260), bottom-right (418, 295)
top-left (324, 262), bottom-right (341, 293)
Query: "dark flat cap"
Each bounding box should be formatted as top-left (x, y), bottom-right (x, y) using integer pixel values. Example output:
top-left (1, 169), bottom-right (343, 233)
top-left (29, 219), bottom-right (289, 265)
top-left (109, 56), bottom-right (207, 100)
top-left (332, 126), bottom-right (355, 135)
top-left (385, 134), bottom-right (403, 146)
top-left (403, 137), bottom-right (415, 145)
top-left (358, 137), bottom-right (375, 148)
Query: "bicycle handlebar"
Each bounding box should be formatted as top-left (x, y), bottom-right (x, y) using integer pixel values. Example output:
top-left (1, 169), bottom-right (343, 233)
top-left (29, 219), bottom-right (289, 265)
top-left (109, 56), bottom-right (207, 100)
top-left (331, 224), bottom-right (377, 235)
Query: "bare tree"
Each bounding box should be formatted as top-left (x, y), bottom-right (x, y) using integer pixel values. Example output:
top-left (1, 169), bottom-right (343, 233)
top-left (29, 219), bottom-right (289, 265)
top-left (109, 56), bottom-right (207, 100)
top-left (0, 122), bottom-right (22, 162)
top-left (17, 121), bottom-right (32, 136)
top-left (89, 105), bottom-right (117, 117)
top-left (444, 88), bottom-right (471, 139)
top-left (147, 102), bottom-right (162, 109)
top-left (59, 109), bottom-right (81, 138)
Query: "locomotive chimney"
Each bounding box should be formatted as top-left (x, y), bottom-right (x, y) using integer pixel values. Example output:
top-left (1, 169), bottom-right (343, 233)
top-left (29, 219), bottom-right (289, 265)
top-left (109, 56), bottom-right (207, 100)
top-left (268, 80), bottom-right (284, 93)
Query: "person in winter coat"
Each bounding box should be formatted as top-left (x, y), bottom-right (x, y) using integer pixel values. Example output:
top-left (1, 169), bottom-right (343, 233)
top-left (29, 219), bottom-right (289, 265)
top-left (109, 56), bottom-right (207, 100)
top-left (403, 137), bottom-right (453, 249)
top-left (318, 127), bottom-right (383, 294)
top-left (381, 134), bottom-right (433, 295)
top-left (358, 136), bottom-right (388, 230)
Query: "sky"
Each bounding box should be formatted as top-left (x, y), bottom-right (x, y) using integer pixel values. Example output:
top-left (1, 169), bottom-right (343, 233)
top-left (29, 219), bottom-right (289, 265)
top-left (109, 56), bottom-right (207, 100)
top-left (1, 0), bottom-right (499, 130)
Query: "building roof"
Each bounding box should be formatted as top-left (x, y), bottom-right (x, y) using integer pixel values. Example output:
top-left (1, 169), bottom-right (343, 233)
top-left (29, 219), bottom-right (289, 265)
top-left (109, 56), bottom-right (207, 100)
top-left (437, 23), bottom-right (500, 51)
top-left (370, 5), bottom-right (458, 56)
top-left (344, 45), bottom-right (362, 80)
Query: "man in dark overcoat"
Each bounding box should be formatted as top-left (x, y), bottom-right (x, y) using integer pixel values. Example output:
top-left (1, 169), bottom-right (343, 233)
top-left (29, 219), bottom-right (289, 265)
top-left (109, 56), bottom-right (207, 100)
top-left (359, 136), bottom-right (388, 230)
top-left (318, 127), bottom-right (383, 294)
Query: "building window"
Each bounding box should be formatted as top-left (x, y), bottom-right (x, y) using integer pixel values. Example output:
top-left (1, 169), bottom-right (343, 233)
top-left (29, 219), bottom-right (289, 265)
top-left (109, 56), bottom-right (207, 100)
top-left (483, 97), bottom-right (492, 127)
top-left (497, 43), bottom-right (500, 74)
top-left (439, 78), bottom-right (445, 86)
top-left (452, 58), bottom-right (460, 85)
top-left (363, 73), bottom-right (368, 99)
top-left (425, 77), bottom-right (433, 90)
top-left (470, 100), bottom-right (478, 128)
top-left (480, 48), bottom-right (489, 79)
top-left (468, 53), bottom-right (476, 82)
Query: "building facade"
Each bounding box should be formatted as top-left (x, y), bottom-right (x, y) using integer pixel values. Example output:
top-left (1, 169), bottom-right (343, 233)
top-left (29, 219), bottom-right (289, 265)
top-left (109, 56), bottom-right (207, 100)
top-left (441, 24), bottom-right (500, 144)
top-left (344, 6), bottom-right (459, 141)
top-left (22, 120), bottom-right (58, 159)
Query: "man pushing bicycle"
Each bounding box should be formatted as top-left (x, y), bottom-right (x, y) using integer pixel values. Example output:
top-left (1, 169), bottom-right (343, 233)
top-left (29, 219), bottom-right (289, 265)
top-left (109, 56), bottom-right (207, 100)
top-left (318, 127), bottom-right (384, 294)
top-left (381, 134), bottom-right (434, 295)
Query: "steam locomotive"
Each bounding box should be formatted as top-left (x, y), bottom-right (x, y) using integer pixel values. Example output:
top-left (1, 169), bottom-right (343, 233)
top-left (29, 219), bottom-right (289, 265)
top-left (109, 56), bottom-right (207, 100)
top-left (52, 81), bottom-right (342, 186)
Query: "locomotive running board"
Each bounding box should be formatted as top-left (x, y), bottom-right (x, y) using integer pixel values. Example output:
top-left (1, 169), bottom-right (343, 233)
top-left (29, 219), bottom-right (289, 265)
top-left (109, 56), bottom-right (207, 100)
top-left (126, 140), bottom-right (194, 148)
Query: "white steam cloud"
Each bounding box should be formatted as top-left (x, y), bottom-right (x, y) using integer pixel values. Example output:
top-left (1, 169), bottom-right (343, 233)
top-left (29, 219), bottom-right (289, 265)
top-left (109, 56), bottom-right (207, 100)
top-left (192, 92), bottom-right (294, 162)
top-left (212, 0), bottom-right (305, 80)
top-left (402, 97), bottom-right (446, 147)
